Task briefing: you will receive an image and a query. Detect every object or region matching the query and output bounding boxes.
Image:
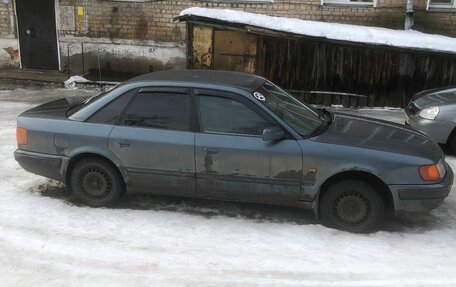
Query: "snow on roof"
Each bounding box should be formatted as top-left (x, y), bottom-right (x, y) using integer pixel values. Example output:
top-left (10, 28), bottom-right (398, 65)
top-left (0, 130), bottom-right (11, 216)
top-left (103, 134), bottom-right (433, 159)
top-left (180, 7), bottom-right (456, 55)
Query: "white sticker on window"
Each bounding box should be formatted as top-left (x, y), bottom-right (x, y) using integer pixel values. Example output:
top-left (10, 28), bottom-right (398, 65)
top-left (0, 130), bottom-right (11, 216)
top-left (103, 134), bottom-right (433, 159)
top-left (253, 92), bottom-right (265, 101)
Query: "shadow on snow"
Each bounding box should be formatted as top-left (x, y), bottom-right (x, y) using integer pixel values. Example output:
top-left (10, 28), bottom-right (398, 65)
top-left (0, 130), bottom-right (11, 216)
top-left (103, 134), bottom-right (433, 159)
top-left (30, 179), bottom-right (454, 234)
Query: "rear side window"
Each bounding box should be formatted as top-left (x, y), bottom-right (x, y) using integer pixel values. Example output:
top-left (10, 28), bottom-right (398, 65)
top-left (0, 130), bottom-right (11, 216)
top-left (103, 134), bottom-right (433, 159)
top-left (87, 89), bottom-right (137, 124)
top-left (198, 95), bottom-right (271, 136)
top-left (122, 92), bottom-right (189, 131)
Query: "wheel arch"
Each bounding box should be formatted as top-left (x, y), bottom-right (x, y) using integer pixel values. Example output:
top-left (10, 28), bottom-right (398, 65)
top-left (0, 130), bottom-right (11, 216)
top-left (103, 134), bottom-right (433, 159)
top-left (315, 170), bottom-right (394, 218)
top-left (64, 152), bottom-right (127, 190)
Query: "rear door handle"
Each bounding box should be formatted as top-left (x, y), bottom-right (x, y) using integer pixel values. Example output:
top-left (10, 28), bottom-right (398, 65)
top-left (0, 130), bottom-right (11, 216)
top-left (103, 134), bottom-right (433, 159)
top-left (118, 140), bottom-right (131, 148)
top-left (203, 147), bottom-right (218, 155)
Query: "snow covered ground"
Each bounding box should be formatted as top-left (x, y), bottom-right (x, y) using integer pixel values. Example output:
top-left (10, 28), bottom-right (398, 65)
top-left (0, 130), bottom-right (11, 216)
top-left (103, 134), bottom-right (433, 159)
top-left (1, 85), bottom-right (456, 286)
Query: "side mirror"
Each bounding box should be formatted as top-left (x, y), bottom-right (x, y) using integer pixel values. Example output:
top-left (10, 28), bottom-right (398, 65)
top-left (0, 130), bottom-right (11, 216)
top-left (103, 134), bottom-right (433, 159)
top-left (262, 126), bottom-right (285, 141)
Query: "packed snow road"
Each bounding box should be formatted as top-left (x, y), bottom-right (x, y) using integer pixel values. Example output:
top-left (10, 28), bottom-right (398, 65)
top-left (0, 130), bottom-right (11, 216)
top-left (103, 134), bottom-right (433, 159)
top-left (1, 85), bottom-right (456, 286)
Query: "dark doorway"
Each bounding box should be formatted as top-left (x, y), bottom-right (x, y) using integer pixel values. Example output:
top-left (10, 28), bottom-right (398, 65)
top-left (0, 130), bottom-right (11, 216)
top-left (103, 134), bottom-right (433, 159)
top-left (16, 0), bottom-right (59, 70)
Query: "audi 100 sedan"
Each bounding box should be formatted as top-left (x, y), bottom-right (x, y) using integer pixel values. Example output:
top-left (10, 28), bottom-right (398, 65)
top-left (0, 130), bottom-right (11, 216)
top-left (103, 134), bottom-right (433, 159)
top-left (15, 70), bottom-right (453, 233)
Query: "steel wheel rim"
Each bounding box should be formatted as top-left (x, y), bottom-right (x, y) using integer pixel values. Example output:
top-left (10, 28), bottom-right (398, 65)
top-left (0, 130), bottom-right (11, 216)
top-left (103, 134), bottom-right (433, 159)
top-left (81, 167), bottom-right (112, 200)
top-left (333, 191), bottom-right (371, 225)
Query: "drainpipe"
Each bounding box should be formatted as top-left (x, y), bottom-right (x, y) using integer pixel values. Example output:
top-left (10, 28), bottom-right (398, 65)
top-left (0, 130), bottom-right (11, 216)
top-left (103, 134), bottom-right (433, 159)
top-left (405, 0), bottom-right (414, 30)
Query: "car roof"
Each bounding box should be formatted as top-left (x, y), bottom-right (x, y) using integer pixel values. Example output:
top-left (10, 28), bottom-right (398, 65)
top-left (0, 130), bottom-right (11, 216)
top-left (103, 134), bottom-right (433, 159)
top-left (126, 69), bottom-right (266, 91)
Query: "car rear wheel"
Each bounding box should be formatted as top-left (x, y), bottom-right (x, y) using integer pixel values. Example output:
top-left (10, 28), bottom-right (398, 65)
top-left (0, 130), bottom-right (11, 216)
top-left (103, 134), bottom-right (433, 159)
top-left (69, 158), bottom-right (123, 207)
top-left (320, 180), bottom-right (385, 233)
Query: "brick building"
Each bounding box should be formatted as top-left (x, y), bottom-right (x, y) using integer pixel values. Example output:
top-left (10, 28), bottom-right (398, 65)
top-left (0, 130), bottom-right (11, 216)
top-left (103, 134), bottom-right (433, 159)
top-left (0, 0), bottom-right (455, 74)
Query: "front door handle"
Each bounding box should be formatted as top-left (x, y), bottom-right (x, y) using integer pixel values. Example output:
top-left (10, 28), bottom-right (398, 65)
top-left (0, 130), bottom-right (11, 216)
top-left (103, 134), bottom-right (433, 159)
top-left (118, 140), bottom-right (130, 148)
top-left (203, 147), bottom-right (218, 156)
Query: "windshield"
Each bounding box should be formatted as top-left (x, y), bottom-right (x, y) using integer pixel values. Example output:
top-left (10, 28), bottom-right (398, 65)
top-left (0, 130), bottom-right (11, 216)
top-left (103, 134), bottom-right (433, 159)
top-left (257, 81), bottom-right (323, 136)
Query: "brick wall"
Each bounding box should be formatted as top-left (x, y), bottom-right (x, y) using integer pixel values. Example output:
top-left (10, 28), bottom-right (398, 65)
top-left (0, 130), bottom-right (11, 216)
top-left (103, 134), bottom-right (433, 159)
top-left (414, 0), bottom-right (456, 36)
top-left (2, 1), bottom-right (455, 44)
top-left (1, 0), bottom-right (455, 42)
top-left (0, 2), bottom-right (14, 37)
top-left (59, 0), bottom-right (409, 44)
top-left (1, 0), bottom-right (455, 72)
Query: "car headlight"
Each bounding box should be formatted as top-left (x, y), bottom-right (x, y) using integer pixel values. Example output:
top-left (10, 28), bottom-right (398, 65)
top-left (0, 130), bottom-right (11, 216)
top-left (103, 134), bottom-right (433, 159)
top-left (419, 106), bottom-right (439, 120)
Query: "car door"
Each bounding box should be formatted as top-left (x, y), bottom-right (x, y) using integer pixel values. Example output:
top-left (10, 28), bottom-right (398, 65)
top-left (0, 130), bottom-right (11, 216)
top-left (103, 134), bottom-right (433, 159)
top-left (194, 89), bottom-right (303, 205)
top-left (108, 87), bottom-right (196, 196)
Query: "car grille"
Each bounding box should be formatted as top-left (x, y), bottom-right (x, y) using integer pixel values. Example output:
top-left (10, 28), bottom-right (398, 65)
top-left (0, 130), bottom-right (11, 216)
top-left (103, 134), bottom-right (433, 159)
top-left (407, 101), bottom-right (421, 115)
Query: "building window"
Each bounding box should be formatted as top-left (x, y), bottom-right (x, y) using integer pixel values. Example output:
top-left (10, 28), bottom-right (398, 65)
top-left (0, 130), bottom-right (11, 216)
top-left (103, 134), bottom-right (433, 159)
top-left (427, 0), bottom-right (456, 10)
top-left (195, 0), bottom-right (273, 3)
top-left (321, 0), bottom-right (377, 7)
top-left (105, 0), bottom-right (147, 2)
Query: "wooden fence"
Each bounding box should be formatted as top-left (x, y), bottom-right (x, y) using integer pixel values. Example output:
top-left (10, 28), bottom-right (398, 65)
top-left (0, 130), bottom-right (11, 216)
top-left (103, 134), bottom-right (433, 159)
top-left (256, 35), bottom-right (456, 107)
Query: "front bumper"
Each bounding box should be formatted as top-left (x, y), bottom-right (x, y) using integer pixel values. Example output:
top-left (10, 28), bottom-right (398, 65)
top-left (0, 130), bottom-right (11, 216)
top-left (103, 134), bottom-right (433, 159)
top-left (389, 163), bottom-right (453, 212)
top-left (14, 149), bottom-right (68, 182)
top-left (405, 109), bottom-right (454, 144)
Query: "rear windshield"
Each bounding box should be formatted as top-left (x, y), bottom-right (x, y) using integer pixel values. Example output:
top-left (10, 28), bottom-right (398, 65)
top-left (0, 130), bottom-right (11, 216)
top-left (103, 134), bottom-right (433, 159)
top-left (66, 91), bottom-right (109, 116)
top-left (256, 81), bottom-right (323, 136)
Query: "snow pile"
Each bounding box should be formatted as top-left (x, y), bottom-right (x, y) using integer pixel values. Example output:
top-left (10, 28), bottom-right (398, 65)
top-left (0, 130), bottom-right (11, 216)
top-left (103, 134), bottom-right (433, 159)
top-left (64, 75), bottom-right (90, 89)
top-left (64, 76), bottom-right (120, 90)
top-left (180, 7), bottom-right (456, 54)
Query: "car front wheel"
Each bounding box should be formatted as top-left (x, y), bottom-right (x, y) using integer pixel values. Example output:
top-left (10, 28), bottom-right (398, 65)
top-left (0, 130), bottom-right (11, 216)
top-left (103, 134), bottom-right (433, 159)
top-left (69, 158), bottom-right (123, 207)
top-left (320, 180), bottom-right (385, 233)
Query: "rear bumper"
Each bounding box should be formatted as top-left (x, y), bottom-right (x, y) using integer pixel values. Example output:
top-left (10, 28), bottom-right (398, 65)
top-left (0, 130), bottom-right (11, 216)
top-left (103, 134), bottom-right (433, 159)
top-left (14, 149), bottom-right (68, 182)
top-left (389, 163), bottom-right (453, 212)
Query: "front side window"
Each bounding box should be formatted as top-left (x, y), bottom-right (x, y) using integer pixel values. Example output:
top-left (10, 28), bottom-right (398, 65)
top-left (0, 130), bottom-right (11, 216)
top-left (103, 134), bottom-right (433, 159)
top-left (198, 95), bottom-right (271, 136)
top-left (122, 92), bottom-right (189, 131)
top-left (257, 81), bottom-right (323, 137)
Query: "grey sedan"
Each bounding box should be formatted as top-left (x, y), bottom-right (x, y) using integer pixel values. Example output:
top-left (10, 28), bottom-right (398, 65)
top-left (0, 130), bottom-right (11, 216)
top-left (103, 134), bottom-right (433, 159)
top-left (15, 70), bottom-right (453, 233)
top-left (406, 86), bottom-right (456, 152)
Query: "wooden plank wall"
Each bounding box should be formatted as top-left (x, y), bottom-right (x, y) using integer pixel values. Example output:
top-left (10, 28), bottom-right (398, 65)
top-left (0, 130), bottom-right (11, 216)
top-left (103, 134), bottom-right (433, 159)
top-left (256, 35), bottom-right (456, 107)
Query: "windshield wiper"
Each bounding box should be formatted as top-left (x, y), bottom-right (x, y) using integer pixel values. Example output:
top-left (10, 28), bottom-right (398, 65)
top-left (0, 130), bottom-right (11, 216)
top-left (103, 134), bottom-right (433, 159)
top-left (318, 108), bottom-right (332, 123)
top-left (310, 108), bottom-right (333, 137)
top-left (321, 108), bottom-right (333, 124)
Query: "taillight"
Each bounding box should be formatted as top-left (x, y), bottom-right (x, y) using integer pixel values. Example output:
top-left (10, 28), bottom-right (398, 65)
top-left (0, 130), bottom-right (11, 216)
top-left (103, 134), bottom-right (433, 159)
top-left (16, 128), bottom-right (28, 145)
top-left (419, 164), bottom-right (441, 181)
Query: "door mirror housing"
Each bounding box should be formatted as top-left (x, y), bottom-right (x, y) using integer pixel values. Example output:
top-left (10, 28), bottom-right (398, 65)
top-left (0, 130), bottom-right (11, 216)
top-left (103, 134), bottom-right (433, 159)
top-left (262, 126), bottom-right (285, 141)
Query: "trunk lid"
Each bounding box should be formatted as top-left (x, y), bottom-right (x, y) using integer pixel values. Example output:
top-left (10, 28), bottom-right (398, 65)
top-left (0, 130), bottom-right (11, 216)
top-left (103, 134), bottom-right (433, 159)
top-left (19, 96), bottom-right (87, 119)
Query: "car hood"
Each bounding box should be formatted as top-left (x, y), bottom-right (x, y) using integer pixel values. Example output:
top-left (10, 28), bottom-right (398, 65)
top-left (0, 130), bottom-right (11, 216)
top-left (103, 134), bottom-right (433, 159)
top-left (312, 113), bottom-right (442, 162)
top-left (413, 86), bottom-right (456, 108)
top-left (19, 97), bottom-right (88, 119)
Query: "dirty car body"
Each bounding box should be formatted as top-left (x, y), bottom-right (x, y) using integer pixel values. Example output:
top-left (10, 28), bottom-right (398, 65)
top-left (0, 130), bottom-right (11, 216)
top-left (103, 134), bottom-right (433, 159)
top-left (15, 70), bottom-right (453, 232)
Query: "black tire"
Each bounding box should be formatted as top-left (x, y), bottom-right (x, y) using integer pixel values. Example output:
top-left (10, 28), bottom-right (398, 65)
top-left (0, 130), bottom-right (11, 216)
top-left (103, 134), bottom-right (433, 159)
top-left (320, 180), bottom-right (385, 233)
top-left (69, 158), bottom-right (123, 207)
